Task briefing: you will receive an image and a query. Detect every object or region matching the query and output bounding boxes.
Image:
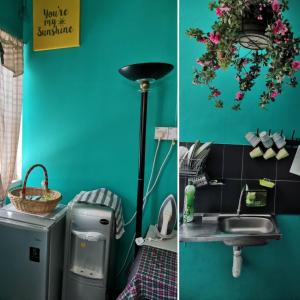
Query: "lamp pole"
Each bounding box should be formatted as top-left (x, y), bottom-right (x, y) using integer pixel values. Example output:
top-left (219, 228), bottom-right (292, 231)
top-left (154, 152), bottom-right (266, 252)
top-left (118, 62), bottom-right (173, 258)
top-left (135, 80), bottom-right (149, 255)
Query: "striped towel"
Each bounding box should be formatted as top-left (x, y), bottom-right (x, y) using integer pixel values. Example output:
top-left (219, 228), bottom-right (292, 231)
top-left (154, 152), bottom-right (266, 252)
top-left (74, 188), bottom-right (125, 239)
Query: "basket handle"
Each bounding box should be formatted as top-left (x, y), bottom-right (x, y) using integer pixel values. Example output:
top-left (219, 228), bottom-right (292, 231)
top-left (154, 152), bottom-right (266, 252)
top-left (21, 164), bottom-right (49, 198)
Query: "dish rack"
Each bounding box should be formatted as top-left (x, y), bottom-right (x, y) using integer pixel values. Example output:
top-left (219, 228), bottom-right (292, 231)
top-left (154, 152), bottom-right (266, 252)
top-left (180, 142), bottom-right (226, 188)
top-left (179, 156), bottom-right (210, 177)
top-left (179, 142), bottom-right (213, 187)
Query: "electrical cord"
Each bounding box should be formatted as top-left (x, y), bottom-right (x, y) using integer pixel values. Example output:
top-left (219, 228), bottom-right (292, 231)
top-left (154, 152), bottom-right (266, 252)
top-left (116, 233), bottom-right (136, 278)
top-left (142, 140), bottom-right (175, 210)
top-left (124, 139), bottom-right (161, 226)
top-left (125, 140), bottom-right (175, 225)
top-left (117, 140), bottom-right (175, 277)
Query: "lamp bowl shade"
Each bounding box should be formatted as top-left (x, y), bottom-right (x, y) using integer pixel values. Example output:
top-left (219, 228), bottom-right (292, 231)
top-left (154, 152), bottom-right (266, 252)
top-left (119, 62), bottom-right (174, 81)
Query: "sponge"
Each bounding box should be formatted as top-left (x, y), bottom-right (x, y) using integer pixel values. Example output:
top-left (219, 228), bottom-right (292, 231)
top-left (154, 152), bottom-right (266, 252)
top-left (259, 178), bottom-right (275, 189)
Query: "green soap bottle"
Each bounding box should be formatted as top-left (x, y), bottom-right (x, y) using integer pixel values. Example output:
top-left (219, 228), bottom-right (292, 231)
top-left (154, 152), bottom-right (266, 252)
top-left (183, 181), bottom-right (196, 223)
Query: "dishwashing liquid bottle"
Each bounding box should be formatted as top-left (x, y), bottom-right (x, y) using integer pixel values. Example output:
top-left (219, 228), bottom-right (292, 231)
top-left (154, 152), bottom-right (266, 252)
top-left (183, 181), bottom-right (196, 223)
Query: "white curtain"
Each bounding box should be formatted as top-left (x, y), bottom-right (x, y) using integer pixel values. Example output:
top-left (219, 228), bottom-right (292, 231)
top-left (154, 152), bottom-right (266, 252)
top-left (0, 30), bottom-right (23, 77)
top-left (0, 30), bottom-right (23, 204)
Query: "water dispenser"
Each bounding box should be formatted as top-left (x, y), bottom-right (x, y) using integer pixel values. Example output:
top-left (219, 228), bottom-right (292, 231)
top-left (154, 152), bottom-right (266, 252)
top-left (62, 202), bottom-right (115, 300)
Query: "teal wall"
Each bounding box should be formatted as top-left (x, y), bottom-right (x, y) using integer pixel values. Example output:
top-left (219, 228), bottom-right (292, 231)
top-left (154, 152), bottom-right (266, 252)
top-left (22, 0), bottom-right (177, 291)
top-left (0, 0), bottom-right (23, 39)
top-left (180, 216), bottom-right (300, 300)
top-left (180, 1), bottom-right (300, 299)
top-left (180, 0), bottom-right (300, 144)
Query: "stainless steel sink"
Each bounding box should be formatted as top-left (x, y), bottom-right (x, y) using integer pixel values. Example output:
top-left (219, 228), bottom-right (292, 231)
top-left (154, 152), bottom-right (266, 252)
top-left (180, 210), bottom-right (282, 278)
top-left (219, 216), bottom-right (274, 234)
top-left (180, 214), bottom-right (282, 247)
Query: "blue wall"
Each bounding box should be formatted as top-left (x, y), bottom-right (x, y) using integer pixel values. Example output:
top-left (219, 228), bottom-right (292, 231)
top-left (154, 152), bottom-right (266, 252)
top-left (0, 0), bottom-right (23, 39)
top-left (22, 0), bottom-right (177, 290)
top-left (180, 1), bottom-right (300, 299)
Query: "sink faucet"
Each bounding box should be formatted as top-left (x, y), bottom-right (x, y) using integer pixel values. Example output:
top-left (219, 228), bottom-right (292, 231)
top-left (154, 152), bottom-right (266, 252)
top-left (237, 184), bottom-right (248, 216)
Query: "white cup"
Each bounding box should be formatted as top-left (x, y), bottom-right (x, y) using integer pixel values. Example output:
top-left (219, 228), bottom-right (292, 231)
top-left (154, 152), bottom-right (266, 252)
top-left (272, 132), bottom-right (286, 149)
top-left (250, 147), bottom-right (264, 159)
top-left (259, 131), bottom-right (273, 148)
top-left (263, 148), bottom-right (276, 160)
top-left (276, 148), bottom-right (289, 160)
top-left (245, 132), bottom-right (260, 147)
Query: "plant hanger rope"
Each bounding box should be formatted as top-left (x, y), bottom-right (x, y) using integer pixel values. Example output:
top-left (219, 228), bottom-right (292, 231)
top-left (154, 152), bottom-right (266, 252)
top-left (187, 0), bottom-right (300, 110)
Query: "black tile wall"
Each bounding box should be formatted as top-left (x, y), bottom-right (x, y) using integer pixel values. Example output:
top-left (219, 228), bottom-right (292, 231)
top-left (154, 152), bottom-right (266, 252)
top-left (276, 181), bottom-right (300, 213)
top-left (205, 144), bottom-right (224, 179)
top-left (243, 145), bottom-right (277, 180)
top-left (180, 142), bottom-right (300, 214)
top-left (179, 176), bottom-right (187, 212)
top-left (221, 179), bottom-right (242, 213)
top-left (223, 145), bottom-right (243, 179)
top-left (276, 148), bottom-right (298, 181)
top-left (195, 185), bottom-right (222, 213)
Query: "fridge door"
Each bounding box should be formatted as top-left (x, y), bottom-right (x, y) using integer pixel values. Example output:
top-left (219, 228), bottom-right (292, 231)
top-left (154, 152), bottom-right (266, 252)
top-left (0, 220), bottom-right (48, 300)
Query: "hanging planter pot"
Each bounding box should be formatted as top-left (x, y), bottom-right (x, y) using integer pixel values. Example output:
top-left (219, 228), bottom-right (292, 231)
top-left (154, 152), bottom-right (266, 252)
top-left (238, 5), bottom-right (273, 50)
top-left (186, 0), bottom-right (300, 110)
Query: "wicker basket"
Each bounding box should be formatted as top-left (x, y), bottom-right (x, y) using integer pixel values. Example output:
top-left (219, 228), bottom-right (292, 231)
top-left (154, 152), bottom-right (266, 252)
top-left (8, 164), bottom-right (61, 214)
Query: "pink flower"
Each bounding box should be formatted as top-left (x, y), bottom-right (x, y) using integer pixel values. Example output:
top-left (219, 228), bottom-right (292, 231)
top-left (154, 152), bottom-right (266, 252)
top-left (274, 38), bottom-right (282, 44)
top-left (196, 59), bottom-right (204, 66)
top-left (271, 90), bottom-right (278, 98)
top-left (216, 5), bottom-right (230, 17)
top-left (221, 5), bottom-right (230, 13)
top-left (196, 60), bottom-right (212, 67)
top-left (214, 65), bottom-right (220, 70)
top-left (257, 15), bottom-right (263, 20)
top-left (292, 61), bottom-right (300, 70)
top-left (209, 32), bottom-right (220, 44)
top-left (213, 90), bottom-right (221, 97)
top-left (272, 0), bottom-right (280, 12)
top-left (272, 19), bottom-right (288, 35)
top-left (242, 59), bottom-right (249, 66)
top-left (216, 8), bottom-right (223, 17)
top-left (197, 37), bottom-right (207, 43)
top-left (235, 91), bottom-right (244, 101)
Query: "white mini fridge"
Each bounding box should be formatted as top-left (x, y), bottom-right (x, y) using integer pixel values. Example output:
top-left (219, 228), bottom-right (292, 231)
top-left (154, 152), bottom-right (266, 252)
top-left (0, 203), bottom-right (67, 300)
top-left (62, 202), bottom-right (115, 300)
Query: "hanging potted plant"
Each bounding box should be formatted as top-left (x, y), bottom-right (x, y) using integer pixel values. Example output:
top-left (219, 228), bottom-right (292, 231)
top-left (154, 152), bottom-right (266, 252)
top-left (187, 0), bottom-right (300, 110)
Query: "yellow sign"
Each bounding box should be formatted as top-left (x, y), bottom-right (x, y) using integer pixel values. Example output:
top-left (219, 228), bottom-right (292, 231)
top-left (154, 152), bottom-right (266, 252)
top-left (33, 0), bottom-right (80, 51)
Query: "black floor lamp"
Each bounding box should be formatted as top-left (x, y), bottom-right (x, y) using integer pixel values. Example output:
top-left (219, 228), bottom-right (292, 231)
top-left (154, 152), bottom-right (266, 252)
top-left (119, 62), bottom-right (174, 255)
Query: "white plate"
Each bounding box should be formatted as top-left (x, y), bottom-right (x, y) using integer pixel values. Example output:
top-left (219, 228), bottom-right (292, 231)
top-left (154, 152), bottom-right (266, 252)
top-left (194, 142), bottom-right (212, 159)
top-left (187, 141), bottom-right (200, 167)
top-left (193, 148), bottom-right (211, 170)
top-left (179, 149), bottom-right (189, 169)
top-left (179, 146), bottom-right (188, 161)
